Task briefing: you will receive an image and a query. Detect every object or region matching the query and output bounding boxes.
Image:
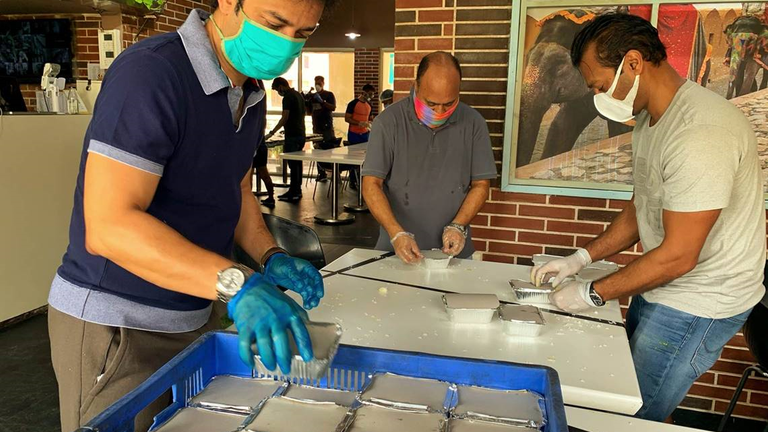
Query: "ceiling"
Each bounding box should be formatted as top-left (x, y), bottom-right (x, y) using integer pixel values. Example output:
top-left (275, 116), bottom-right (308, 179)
top-left (0, 0), bottom-right (395, 48)
top-left (306, 0), bottom-right (395, 49)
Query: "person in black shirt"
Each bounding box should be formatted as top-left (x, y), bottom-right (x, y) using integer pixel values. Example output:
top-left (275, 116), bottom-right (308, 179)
top-left (309, 75), bottom-right (337, 181)
top-left (267, 78), bottom-right (306, 201)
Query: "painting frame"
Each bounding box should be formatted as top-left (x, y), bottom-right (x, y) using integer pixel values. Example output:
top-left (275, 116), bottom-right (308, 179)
top-left (501, 0), bottom-right (768, 203)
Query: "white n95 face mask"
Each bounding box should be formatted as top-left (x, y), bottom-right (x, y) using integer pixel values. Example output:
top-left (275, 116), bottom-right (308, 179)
top-left (594, 57), bottom-right (640, 124)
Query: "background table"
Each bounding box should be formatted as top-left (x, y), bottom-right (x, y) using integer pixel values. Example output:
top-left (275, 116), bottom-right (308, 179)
top-left (260, 134), bottom-right (323, 189)
top-left (301, 249), bottom-right (644, 415)
top-left (281, 144), bottom-right (367, 225)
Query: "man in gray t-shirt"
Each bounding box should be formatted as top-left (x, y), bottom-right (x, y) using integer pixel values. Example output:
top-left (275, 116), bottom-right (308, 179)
top-left (532, 14), bottom-right (765, 422)
top-left (362, 52), bottom-right (497, 262)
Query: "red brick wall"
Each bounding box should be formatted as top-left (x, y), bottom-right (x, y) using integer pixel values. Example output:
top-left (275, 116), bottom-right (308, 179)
top-left (395, 0), bottom-right (768, 421)
top-left (354, 48), bottom-right (382, 117)
top-left (121, 0), bottom-right (213, 47)
top-left (9, 1), bottom-right (212, 111)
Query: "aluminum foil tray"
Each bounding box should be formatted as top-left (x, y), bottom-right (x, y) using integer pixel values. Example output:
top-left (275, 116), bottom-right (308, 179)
top-left (448, 418), bottom-right (539, 431)
top-left (283, 383), bottom-right (358, 407)
top-left (152, 407), bottom-right (245, 432)
top-left (508, 279), bottom-right (554, 304)
top-left (188, 375), bottom-right (286, 414)
top-left (358, 372), bottom-right (455, 413)
top-left (443, 293), bottom-right (500, 324)
top-left (342, 403), bottom-right (447, 432)
top-left (422, 249), bottom-right (453, 270)
top-left (252, 322), bottom-right (342, 381)
top-left (244, 396), bottom-right (349, 432)
top-left (498, 305), bottom-right (546, 338)
top-left (454, 385), bottom-right (545, 429)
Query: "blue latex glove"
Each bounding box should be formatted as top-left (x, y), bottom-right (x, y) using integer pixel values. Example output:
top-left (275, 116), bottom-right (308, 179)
top-left (228, 273), bottom-right (313, 373)
top-left (313, 93), bottom-right (323, 103)
top-left (264, 253), bottom-right (324, 309)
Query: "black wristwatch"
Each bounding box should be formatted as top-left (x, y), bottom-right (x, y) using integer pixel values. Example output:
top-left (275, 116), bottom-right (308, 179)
top-left (588, 282), bottom-right (605, 307)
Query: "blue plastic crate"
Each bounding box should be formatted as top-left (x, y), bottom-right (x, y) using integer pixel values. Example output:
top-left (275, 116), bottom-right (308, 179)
top-left (78, 331), bottom-right (567, 432)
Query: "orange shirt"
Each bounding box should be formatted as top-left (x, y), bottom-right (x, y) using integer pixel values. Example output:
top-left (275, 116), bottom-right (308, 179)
top-left (346, 98), bottom-right (372, 134)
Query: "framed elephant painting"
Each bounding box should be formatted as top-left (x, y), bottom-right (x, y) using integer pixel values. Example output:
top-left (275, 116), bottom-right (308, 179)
top-left (504, 1), bottom-right (768, 199)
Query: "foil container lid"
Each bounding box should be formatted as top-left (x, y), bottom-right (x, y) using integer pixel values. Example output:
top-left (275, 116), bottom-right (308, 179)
top-left (443, 294), bottom-right (500, 310)
top-left (498, 305), bottom-right (545, 325)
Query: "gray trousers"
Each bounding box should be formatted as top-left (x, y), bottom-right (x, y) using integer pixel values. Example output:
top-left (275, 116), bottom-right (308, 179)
top-left (48, 306), bottom-right (219, 432)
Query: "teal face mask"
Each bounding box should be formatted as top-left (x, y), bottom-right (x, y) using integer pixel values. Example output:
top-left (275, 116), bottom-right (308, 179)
top-left (211, 11), bottom-right (306, 80)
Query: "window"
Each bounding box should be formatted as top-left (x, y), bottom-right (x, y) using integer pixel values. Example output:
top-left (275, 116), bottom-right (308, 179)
top-left (380, 49), bottom-right (394, 111)
top-left (503, 1), bottom-right (768, 199)
top-left (263, 50), bottom-right (354, 138)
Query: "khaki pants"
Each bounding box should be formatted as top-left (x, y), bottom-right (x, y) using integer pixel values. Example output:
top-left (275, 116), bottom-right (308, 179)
top-left (48, 306), bottom-right (220, 432)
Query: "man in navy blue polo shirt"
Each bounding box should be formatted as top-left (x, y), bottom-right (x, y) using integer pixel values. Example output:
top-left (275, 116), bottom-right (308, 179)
top-left (47, 1), bottom-right (336, 430)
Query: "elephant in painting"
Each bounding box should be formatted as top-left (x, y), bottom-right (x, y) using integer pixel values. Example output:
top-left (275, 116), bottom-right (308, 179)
top-left (724, 16), bottom-right (768, 99)
top-left (516, 9), bottom-right (633, 167)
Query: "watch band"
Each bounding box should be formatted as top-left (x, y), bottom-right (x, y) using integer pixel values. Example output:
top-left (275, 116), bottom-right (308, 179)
top-left (260, 246), bottom-right (288, 268)
top-left (588, 282), bottom-right (605, 307)
top-left (445, 223), bottom-right (468, 238)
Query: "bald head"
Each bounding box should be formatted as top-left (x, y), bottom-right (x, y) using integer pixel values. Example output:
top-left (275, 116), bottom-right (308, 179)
top-left (415, 51), bottom-right (462, 114)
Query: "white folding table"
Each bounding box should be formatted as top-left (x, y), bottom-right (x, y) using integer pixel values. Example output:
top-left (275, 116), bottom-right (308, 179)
top-left (300, 248), bottom-right (644, 415)
top-left (280, 144), bottom-right (367, 225)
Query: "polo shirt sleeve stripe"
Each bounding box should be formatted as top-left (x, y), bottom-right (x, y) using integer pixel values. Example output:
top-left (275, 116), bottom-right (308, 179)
top-left (88, 139), bottom-right (164, 176)
top-left (86, 49), bottom-right (183, 177)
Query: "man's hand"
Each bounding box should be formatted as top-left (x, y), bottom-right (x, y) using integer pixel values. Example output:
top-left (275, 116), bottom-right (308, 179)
top-left (228, 274), bottom-right (313, 373)
top-left (263, 254), bottom-right (324, 309)
top-left (531, 248), bottom-right (592, 287)
top-left (442, 226), bottom-right (465, 257)
top-left (391, 232), bottom-right (423, 264)
top-left (549, 280), bottom-right (595, 313)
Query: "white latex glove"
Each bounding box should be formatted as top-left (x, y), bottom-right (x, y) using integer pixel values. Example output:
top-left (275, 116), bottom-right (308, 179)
top-left (530, 248), bottom-right (592, 288)
top-left (391, 232), bottom-right (423, 264)
top-left (442, 226), bottom-right (465, 257)
top-left (549, 280), bottom-right (596, 313)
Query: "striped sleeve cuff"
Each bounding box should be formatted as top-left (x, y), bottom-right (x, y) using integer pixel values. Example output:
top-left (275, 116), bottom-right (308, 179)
top-left (87, 139), bottom-right (164, 176)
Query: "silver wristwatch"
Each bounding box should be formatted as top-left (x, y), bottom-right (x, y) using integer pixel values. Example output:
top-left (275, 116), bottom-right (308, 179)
top-left (216, 264), bottom-right (255, 303)
top-left (445, 222), bottom-right (468, 238)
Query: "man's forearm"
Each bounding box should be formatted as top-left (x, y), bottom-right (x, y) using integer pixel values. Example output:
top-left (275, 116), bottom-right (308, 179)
top-left (234, 186), bottom-right (278, 268)
top-left (584, 199), bottom-right (640, 262)
top-left (452, 181), bottom-right (490, 226)
top-left (362, 177), bottom-right (404, 238)
top-left (271, 116), bottom-right (288, 134)
top-left (593, 245), bottom-right (693, 301)
top-left (86, 210), bottom-right (232, 301)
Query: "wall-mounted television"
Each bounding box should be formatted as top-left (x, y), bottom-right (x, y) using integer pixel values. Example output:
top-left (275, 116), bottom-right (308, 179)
top-left (0, 19), bottom-right (74, 84)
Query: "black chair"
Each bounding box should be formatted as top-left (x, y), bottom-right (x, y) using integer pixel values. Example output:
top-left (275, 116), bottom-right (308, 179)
top-left (233, 213), bottom-right (326, 271)
top-left (717, 261), bottom-right (768, 432)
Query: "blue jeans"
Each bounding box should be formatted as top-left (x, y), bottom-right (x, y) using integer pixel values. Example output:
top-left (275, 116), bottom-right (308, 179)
top-left (626, 295), bottom-right (752, 421)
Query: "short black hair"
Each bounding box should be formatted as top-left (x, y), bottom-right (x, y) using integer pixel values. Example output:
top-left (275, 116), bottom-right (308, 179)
top-left (315, 76), bottom-right (325, 83)
top-left (416, 51), bottom-right (462, 84)
top-left (211, 0), bottom-right (341, 19)
top-left (362, 84), bottom-right (375, 92)
top-left (570, 13), bottom-right (667, 69)
top-left (271, 77), bottom-right (289, 90)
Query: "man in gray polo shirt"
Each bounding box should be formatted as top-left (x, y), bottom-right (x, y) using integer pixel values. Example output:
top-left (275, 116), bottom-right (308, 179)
top-left (362, 52), bottom-right (497, 263)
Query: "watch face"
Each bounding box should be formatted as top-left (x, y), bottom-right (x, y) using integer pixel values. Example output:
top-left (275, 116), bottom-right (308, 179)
top-left (219, 268), bottom-right (246, 295)
top-left (589, 290), bottom-right (604, 306)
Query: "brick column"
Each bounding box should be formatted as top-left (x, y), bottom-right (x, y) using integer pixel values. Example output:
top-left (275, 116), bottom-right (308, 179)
top-left (354, 48), bottom-right (381, 117)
